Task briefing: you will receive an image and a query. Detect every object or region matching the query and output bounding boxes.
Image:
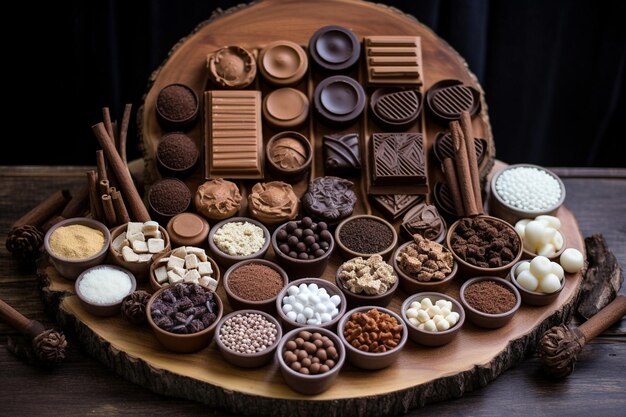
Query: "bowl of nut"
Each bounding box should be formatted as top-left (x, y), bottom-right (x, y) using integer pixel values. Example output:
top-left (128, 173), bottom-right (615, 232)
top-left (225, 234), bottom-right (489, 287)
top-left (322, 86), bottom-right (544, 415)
top-left (335, 255), bottom-right (398, 308)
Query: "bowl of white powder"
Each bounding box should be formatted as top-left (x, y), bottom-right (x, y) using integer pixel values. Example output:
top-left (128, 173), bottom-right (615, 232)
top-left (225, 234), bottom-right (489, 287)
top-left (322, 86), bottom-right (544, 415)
top-left (75, 264), bottom-right (137, 317)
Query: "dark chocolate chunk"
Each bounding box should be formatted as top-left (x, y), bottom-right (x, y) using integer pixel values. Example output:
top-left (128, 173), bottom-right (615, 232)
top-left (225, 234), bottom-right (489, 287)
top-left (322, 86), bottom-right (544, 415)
top-left (371, 194), bottom-right (423, 222)
top-left (302, 176), bottom-right (357, 224)
top-left (372, 133), bottom-right (426, 185)
top-left (433, 131), bottom-right (487, 165)
top-left (323, 133), bottom-right (361, 176)
top-left (370, 88), bottom-right (421, 130)
top-left (400, 203), bottom-right (446, 242)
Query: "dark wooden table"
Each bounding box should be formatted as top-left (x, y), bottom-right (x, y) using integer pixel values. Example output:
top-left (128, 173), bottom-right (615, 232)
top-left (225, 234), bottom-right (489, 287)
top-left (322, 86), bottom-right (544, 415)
top-left (1, 166), bottom-right (624, 417)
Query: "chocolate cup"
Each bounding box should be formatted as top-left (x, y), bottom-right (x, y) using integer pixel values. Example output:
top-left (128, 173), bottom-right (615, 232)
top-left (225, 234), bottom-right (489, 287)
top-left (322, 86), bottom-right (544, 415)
top-left (166, 213), bottom-right (209, 248)
top-left (308, 25), bottom-right (360, 72)
top-left (155, 83), bottom-right (199, 131)
top-left (508, 260), bottom-right (564, 306)
top-left (335, 265), bottom-right (398, 309)
top-left (148, 178), bottom-right (192, 225)
top-left (265, 131), bottom-right (313, 184)
top-left (334, 215), bottom-right (398, 261)
top-left (262, 88), bottom-right (310, 129)
top-left (401, 292), bottom-right (465, 347)
top-left (207, 217), bottom-right (271, 269)
top-left (258, 41), bottom-right (308, 86)
top-left (369, 88), bottom-right (422, 131)
top-left (314, 75), bottom-right (365, 126)
top-left (156, 132), bottom-right (199, 179)
top-left (206, 45), bottom-right (257, 89)
top-left (392, 241), bottom-right (458, 294)
top-left (459, 277), bottom-right (521, 329)
top-left (425, 79), bottom-right (481, 125)
top-left (214, 309), bottom-right (283, 368)
top-left (75, 264), bottom-right (137, 317)
top-left (223, 259), bottom-right (288, 314)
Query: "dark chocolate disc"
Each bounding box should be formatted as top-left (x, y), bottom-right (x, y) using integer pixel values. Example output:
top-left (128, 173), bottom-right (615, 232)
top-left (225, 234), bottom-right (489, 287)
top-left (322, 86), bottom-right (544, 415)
top-left (323, 133), bottom-right (361, 176)
top-left (309, 25), bottom-right (360, 72)
top-left (371, 88), bottom-right (421, 129)
top-left (426, 79), bottom-right (481, 124)
top-left (314, 75), bottom-right (365, 125)
top-left (433, 131), bottom-right (487, 165)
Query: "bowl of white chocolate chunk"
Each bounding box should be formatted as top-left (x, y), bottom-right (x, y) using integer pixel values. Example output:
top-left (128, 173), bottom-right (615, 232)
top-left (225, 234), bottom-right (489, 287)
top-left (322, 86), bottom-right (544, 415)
top-left (149, 246), bottom-right (220, 292)
top-left (401, 292), bottom-right (465, 347)
top-left (109, 221), bottom-right (171, 282)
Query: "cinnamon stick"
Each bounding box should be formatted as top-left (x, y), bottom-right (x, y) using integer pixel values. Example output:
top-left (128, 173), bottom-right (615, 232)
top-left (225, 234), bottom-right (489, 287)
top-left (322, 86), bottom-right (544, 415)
top-left (96, 150), bottom-right (108, 182)
top-left (92, 122), bottom-right (150, 222)
top-left (119, 103), bottom-right (132, 165)
top-left (101, 194), bottom-right (117, 226)
top-left (87, 170), bottom-right (104, 221)
top-left (98, 179), bottom-right (110, 197)
top-left (460, 111), bottom-right (483, 213)
top-left (12, 189), bottom-right (72, 229)
top-left (442, 158), bottom-right (465, 217)
top-left (450, 121), bottom-right (478, 216)
top-left (102, 107), bottom-right (115, 147)
top-left (111, 190), bottom-right (130, 224)
top-left (42, 186), bottom-right (90, 230)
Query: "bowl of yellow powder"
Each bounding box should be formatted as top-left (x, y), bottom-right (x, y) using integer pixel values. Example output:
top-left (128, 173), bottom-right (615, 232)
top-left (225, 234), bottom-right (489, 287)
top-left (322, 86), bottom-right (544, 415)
top-left (44, 217), bottom-right (111, 280)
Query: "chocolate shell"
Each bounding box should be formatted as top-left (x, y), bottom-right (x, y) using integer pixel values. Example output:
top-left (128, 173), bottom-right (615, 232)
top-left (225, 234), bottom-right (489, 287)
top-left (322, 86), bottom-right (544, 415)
top-left (314, 75), bottom-right (366, 125)
top-left (207, 46), bottom-right (257, 89)
top-left (400, 203), bottom-right (446, 243)
top-left (309, 25), bottom-right (360, 72)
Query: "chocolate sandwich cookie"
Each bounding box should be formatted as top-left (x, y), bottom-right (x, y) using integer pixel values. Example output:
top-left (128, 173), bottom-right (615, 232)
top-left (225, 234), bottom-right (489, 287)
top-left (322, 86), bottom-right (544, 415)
top-left (370, 88), bottom-right (421, 130)
top-left (302, 176), bottom-right (357, 225)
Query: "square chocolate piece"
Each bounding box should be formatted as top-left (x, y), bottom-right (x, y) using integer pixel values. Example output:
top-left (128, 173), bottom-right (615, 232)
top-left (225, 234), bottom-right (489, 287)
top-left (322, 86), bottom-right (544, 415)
top-left (204, 90), bottom-right (264, 179)
top-left (371, 194), bottom-right (424, 222)
top-left (371, 133), bottom-right (426, 186)
top-left (323, 133), bottom-right (361, 176)
top-left (364, 36), bottom-right (423, 86)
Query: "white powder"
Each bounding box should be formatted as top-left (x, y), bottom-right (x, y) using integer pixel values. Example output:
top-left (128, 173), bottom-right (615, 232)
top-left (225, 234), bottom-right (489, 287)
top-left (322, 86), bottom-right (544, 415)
top-left (78, 266), bottom-right (133, 305)
top-left (213, 221), bottom-right (265, 256)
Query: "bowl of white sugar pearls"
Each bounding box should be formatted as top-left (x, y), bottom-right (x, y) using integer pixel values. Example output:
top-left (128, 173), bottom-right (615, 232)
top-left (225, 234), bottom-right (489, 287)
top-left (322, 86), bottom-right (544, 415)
top-left (489, 164), bottom-right (566, 226)
top-left (75, 264), bottom-right (137, 317)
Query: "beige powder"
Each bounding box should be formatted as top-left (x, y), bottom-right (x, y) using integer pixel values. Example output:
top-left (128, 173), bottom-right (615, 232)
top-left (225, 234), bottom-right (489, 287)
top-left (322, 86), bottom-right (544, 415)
top-left (49, 224), bottom-right (105, 259)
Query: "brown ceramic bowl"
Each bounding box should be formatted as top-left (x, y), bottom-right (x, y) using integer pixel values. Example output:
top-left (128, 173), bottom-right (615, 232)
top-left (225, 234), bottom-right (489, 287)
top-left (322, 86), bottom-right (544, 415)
top-left (275, 278), bottom-right (347, 332)
top-left (44, 217), bottom-right (111, 280)
top-left (155, 132), bottom-right (199, 179)
top-left (271, 220), bottom-right (335, 279)
top-left (335, 215), bottom-right (398, 261)
top-left (75, 264), bottom-right (137, 317)
top-left (276, 326), bottom-right (345, 395)
top-left (401, 292), bottom-right (465, 347)
top-left (108, 224), bottom-right (171, 283)
top-left (146, 283), bottom-right (223, 353)
top-left (459, 277), bottom-right (521, 329)
top-left (207, 217), bottom-right (271, 268)
top-left (392, 241), bottom-right (458, 294)
top-left (214, 309), bottom-right (283, 368)
top-left (223, 259), bottom-right (288, 314)
top-left (147, 178), bottom-right (193, 225)
top-left (335, 263), bottom-right (398, 308)
top-left (265, 131), bottom-right (313, 183)
top-left (489, 164), bottom-right (566, 226)
top-left (446, 215), bottom-right (523, 279)
top-left (508, 260), bottom-right (564, 306)
top-left (521, 230), bottom-right (567, 262)
top-left (155, 83), bottom-right (199, 131)
top-left (148, 249), bottom-right (221, 292)
top-left (337, 306), bottom-right (408, 370)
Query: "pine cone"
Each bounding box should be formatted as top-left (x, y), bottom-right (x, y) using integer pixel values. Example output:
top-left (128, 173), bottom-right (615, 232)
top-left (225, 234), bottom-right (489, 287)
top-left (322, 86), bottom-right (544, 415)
top-left (6, 225), bottom-right (44, 260)
top-left (32, 329), bottom-right (67, 364)
top-left (121, 290), bottom-right (152, 325)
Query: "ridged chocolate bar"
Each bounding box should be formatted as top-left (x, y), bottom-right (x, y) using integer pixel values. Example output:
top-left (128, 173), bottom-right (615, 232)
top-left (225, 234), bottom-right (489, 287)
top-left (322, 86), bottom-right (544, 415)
top-left (365, 36), bottom-right (423, 86)
top-left (323, 133), bottom-right (361, 176)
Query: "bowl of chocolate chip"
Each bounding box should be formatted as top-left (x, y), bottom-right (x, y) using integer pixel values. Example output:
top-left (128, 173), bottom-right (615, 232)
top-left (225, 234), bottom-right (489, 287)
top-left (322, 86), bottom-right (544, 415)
top-left (446, 215), bottom-right (523, 278)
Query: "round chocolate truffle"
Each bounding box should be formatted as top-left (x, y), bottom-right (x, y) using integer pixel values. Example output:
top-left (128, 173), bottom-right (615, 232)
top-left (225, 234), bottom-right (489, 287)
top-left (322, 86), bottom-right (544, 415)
top-left (262, 88), bottom-right (309, 128)
top-left (155, 84), bottom-right (199, 131)
top-left (248, 181), bottom-right (300, 226)
top-left (302, 176), bottom-right (357, 224)
top-left (206, 46), bottom-right (257, 89)
top-left (259, 40), bottom-right (308, 85)
top-left (314, 75), bottom-right (365, 125)
top-left (148, 178), bottom-right (192, 222)
top-left (156, 133), bottom-right (199, 178)
top-left (195, 178), bottom-right (242, 220)
top-left (265, 132), bottom-right (312, 183)
top-left (308, 25), bottom-right (360, 72)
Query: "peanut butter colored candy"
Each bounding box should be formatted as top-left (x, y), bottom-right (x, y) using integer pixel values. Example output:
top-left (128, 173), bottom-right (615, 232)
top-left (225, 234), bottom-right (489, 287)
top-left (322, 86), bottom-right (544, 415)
top-left (194, 179), bottom-right (242, 220)
top-left (248, 181), bottom-right (299, 226)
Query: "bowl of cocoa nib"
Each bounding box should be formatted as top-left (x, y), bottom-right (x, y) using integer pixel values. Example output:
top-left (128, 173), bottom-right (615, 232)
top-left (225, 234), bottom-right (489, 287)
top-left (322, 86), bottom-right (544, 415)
top-left (155, 83), bottom-right (199, 131)
top-left (156, 132), bottom-right (199, 178)
top-left (223, 259), bottom-right (288, 314)
top-left (459, 276), bottom-right (521, 328)
top-left (446, 215), bottom-right (523, 278)
top-left (335, 215), bottom-right (398, 261)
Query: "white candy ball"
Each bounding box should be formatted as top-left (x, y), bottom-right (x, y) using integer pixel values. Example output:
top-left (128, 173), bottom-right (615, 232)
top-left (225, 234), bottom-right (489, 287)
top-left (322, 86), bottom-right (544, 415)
top-left (550, 262), bottom-right (565, 280)
top-left (319, 293), bottom-right (330, 302)
top-left (537, 243), bottom-right (556, 257)
top-left (552, 231), bottom-right (564, 250)
top-left (516, 261), bottom-right (531, 275)
top-left (282, 304), bottom-right (293, 313)
top-left (515, 219), bottom-right (530, 238)
top-left (440, 307), bottom-right (452, 317)
top-left (307, 318), bottom-right (319, 325)
top-left (286, 311), bottom-right (297, 321)
top-left (436, 319), bottom-right (450, 331)
top-left (293, 302), bottom-right (304, 313)
top-left (421, 297), bottom-right (433, 309)
top-left (432, 314), bottom-right (445, 323)
top-left (516, 270), bottom-right (539, 292)
top-left (287, 286), bottom-right (299, 296)
top-left (331, 307), bottom-right (339, 317)
top-left (530, 256), bottom-right (552, 278)
top-left (309, 294), bottom-right (321, 305)
top-left (303, 307), bottom-right (314, 319)
top-left (409, 317), bottom-right (419, 326)
top-left (435, 300), bottom-right (448, 308)
top-left (524, 221), bottom-right (545, 249)
top-left (426, 306), bottom-right (441, 317)
top-left (417, 323), bottom-right (425, 330)
top-left (445, 312), bottom-right (460, 326)
top-left (296, 313), bottom-right (306, 323)
top-left (308, 283), bottom-right (319, 293)
top-left (539, 273), bottom-right (562, 294)
top-left (296, 293), bottom-right (309, 304)
top-left (324, 301), bottom-right (335, 312)
top-left (417, 310), bottom-right (430, 323)
top-left (406, 308), bottom-right (419, 319)
top-left (298, 283), bottom-right (308, 293)
top-left (423, 320), bottom-right (437, 332)
top-left (320, 313), bottom-right (332, 323)
top-left (330, 294), bottom-right (342, 306)
top-left (536, 215), bottom-right (561, 229)
top-left (410, 301), bottom-right (421, 310)
top-left (560, 248), bottom-right (584, 273)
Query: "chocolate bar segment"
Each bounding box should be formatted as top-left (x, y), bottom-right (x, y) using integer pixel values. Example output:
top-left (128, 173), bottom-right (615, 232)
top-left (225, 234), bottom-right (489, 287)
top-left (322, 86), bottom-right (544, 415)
top-left (371, 194), bottom-right (423, 222)
top-left (204, 90), bottom-right (264, 179)
top-left (365, 36), bottom-right (423, 86)
top-left (323, 133), bottom-right (361, 176)
top-left (372, 133), bottom-right (426, 186)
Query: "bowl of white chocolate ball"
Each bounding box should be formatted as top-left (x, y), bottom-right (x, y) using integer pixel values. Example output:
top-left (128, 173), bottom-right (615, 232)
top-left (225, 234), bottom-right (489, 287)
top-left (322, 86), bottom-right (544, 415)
top-left (401, 292), bottom-right (465, 347)
top-left (514, 215), bottom-right (566, 261)
top-left (509, 256), bottom-right (565, 306)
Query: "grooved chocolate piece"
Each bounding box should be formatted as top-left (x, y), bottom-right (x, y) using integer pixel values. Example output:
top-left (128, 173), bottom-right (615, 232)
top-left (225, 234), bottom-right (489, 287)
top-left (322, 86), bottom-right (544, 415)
top-left (364, 36), bottom-right (423, 86)
top-left (426, 79), bottom-right (481, 124)
top-left (433, 132), bottom-right (487, 165)
top-left (323, 133), bottom-right (361, 176)
top-left (302, 176), bottom-right (357, 224)
top-left (372, 133), bottom-right (426, 186)
top-left (400, 203), bottom-right (446, 242)
top-left (372, 194), bottom-right (423, 222)
top-left (204, 90), bottom-right (264, 179)
top-left (370, 88), bottom-right (421, 130)
top-left (309, 25), bottom-right (360, 72)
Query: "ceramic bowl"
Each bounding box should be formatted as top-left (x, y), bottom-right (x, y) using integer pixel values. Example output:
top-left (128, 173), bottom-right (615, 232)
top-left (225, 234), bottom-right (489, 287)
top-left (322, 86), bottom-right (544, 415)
top-left (337, 306), bottom-right (408, 370)
top-left (75, 264), bottom-right (137, 317)
top-left (392, 241), bottom-right (458, 294)
top-left (401, 292), bottom-right (465, 347)
top-left (508, 260), bottom-right (564, 306)
top-left (148, 249), bottom-right (221, 292)
top-left (335, 263), bottom-right (398, 308)
top-left (155, 83), bottom-right (199, 131)
top-left (459, 277), bottom-right (521, 329)
top-left (147, 178), bottom-right (193, 225)
top-left (265, 131), bottom-right (313, 183)
top-left (489, 164), bottom-right (566, 226)
top-left (155, 132), bottom-right (199, 179)
top-left (108, 224), bottom-right (171, 283)
top-left (271, 220), bottom-right (335, 279)
top-left (146, 283), bottom-right (223, 353)
top-left (446, 215), bottom-right (523, 279)
top-left (214, 309), bottom-right (283, 368)
top-left (275, 278), bottom-right (347, 332)
top-left (207, 217), bottom-right (271, 268)
top-left (44, 217), bottom-right (111, 280)
top-left (223, 259), bottom-right (288, 314)
top-left (334, 215), bottom-right (398, 261)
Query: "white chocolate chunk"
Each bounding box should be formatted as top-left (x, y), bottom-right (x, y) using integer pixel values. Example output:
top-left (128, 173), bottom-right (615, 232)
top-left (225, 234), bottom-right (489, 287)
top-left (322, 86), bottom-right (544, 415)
top-left (197, 262), bottom-right (214, 276)
top-left (137, 254), bottom-right (153, 262)
top-left (142, 221), bottom-right (159, 233)
top-left (167, 256), bottom-right (185, 270)
top-left (199, 276), bottom-right (218, 291)
top-left (172, 247), bottom-right (187, 259)
top-left (185, 254), bottom-right (199, 269)
top-left (168, 272), bottom-right (183, 285)
top-left (147, 238), bottom-right (165, 253)
top-left (127, 232), bottom-right (145, 245)
top-left (132, 240), bottom-right (149, 253)
top-left (112, 231), bottom-right (127, 252)
top-left (156, 256), bottom-right (170, 264)
top-left (173, 267), bottom-right (187, 277)
top-left (127, 222), bottom-right (144, 236)
top-left (144, 229), bottom-right (162, 239)
top-left (183, 269), bottom-right (201, 283)
top-left (154, 266), bottom-right (168, 284)
top-left (122, 246), bottom-right (139, 262)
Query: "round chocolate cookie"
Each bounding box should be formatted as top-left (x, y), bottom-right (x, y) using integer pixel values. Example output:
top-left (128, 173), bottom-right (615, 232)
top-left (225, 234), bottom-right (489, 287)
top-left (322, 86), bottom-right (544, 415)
top-left (301, 176), bottom-right (356, 225)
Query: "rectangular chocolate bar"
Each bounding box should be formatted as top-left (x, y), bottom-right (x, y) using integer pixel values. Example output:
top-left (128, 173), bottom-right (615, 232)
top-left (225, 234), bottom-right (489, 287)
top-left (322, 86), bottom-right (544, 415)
top-left (204, 90), bottom-right (264, 179)
top-left (364, 36), bottom-right (423, 86)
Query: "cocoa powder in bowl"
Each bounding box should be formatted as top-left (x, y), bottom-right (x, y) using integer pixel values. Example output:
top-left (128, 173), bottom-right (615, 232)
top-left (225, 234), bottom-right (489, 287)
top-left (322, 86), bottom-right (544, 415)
top-left (157, 84), bottom-right (197, 121)
top-left (338, 217), bottom-right (394, 255)
top-left (148, 178), bottom-right (192, 220)
top-left (464, 280), bottom-right (516, 314)
top-left (157, 133), bottom-right (198, 175)
top-left (228, 262), bottom-right (284, 302)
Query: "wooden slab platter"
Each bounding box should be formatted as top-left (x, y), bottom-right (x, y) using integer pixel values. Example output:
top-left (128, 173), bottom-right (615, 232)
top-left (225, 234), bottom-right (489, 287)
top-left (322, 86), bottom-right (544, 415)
top-left (36, 1), bottom-right (585, 415)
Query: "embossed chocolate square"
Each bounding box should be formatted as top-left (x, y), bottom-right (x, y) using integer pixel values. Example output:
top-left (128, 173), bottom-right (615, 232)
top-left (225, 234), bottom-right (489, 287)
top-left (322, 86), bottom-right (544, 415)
top-left (372, 133), bottom-right (426, 186)
top-left (323, 133), bottom-right (361, 176)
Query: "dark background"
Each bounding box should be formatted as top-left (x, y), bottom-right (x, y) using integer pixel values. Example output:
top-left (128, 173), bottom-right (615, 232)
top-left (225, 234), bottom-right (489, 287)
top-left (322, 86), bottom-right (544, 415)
top-left (4, 0), bottom-right (625, 167)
